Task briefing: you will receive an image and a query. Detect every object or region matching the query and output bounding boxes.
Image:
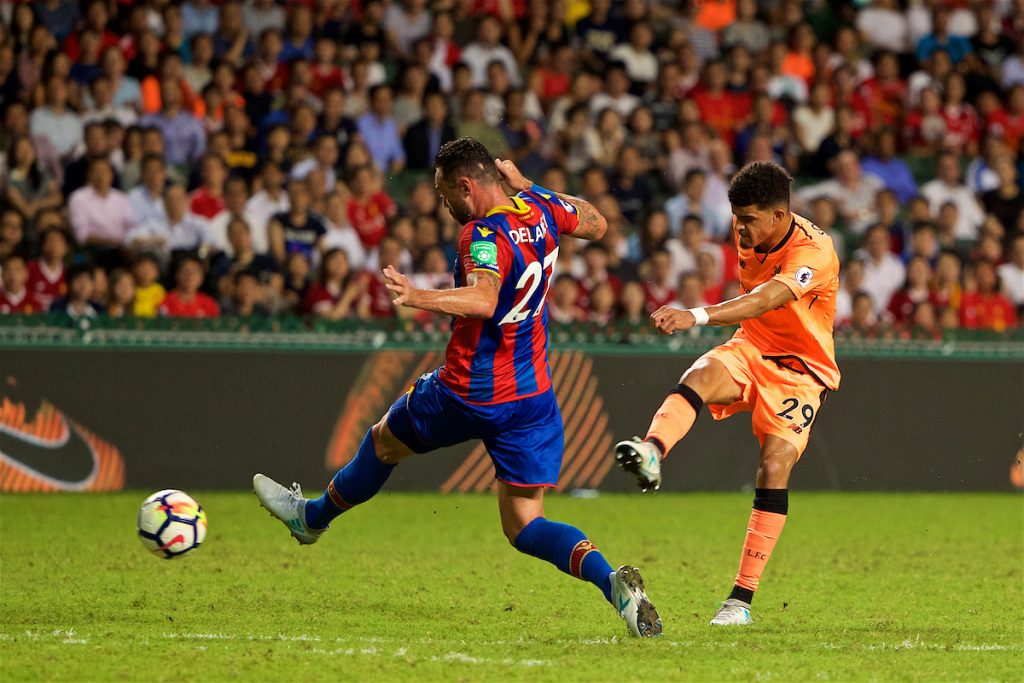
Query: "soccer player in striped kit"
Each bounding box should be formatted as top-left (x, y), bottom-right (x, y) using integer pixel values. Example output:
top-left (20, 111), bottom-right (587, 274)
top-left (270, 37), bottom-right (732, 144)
top-left (254, 138), bottom-right (662, 638)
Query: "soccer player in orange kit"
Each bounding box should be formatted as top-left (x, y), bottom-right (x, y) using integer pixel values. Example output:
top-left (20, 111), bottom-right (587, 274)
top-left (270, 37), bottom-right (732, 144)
top-left (614, 160), bottom-right (841, 625)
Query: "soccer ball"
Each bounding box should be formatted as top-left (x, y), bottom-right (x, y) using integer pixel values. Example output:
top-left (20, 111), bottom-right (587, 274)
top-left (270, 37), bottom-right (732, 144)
top-left (137, 489), bottom-right (207, 559)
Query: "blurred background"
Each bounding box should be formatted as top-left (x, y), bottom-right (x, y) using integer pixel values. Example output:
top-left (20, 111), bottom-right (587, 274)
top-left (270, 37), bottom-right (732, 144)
top-left (0, 0), bottom-right (1020, 494)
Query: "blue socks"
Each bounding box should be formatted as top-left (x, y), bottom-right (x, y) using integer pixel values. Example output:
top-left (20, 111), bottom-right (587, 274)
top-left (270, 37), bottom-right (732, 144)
top-left (304, 430), bottom-right (396, 529)
top-left (514, 517), bottom-right (614, 603)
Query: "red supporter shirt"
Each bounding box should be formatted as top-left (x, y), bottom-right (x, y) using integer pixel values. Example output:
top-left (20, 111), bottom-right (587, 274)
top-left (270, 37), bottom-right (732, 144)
top-left (986, 109), bottom-right (1024, 152)
top-left (189, 189), bottom-right (226, 220)
top-left (0, 288), bottom-right (46, 314)
top-left (472, 0), bottom-right (527, 18)
top-left (158, 291), bottom-right (221, 318)
top-left (959, 292), bottom-right (1017, 331)
top-left (62, 30), bottom-right (120, 61)
top-left (703, 283), bottom-right (724, 305)
top-left (26, 260), bottom-right (66, 310)
top-left (941, 104), bottom-right (981, 152)
top-left (577, 273), bottom-right (622, 309)
top-left (347, 192), bottom-right (396, 249)
top-left (857, 78), bottom-right (907, 129)
top-left (692, 89), bottom-right (751, 147)
top-left (364, 273), bottom-right (395, 318)
top-left (642, 282), bottom-right (676, 314)
top-left (310, 64), bottom-right (347, 97)
top-left (887, 290), bottom-right (939, 324)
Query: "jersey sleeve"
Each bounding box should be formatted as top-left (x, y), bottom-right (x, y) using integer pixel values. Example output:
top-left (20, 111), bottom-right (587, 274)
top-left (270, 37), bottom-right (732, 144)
top-left (459, 221), bottom-right (510, 283)
top-left (771, 241), bottom-right (837, 301)
top-left (521, 184), bottom-right (581, 235)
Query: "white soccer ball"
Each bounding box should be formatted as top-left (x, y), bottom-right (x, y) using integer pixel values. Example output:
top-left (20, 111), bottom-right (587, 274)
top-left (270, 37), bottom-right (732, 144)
top-left (137, 489), bottom-right (207, 559)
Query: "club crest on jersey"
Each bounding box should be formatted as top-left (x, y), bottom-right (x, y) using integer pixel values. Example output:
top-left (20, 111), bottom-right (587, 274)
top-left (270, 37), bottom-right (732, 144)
top-left (795, 266), bottom-right (813, 288)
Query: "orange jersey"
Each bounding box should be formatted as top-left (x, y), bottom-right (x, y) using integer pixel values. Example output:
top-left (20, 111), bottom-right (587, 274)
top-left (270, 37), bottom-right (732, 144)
top-left (731, 212), bottom-right (841, 390)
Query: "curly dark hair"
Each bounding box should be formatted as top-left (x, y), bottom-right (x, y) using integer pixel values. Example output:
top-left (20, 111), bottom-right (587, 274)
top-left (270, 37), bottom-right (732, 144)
top-left (727, 161), bottom-right (793, 209)
top-left (434, 137), bottom-right (499, 185)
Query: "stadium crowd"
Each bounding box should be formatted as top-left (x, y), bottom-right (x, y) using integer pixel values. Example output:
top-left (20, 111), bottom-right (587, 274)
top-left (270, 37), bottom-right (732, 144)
top-left (0, 0), bottom-right (1021, 338)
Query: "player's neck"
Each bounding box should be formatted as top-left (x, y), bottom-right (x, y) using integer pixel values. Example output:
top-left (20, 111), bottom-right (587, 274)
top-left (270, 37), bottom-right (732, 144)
top-left (754, 212), bottom-right (794, 254)
top-left (476, 186), bottom-right (517, 217)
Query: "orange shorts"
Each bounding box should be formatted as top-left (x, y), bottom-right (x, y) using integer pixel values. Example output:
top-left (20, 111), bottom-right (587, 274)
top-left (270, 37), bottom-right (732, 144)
top-left (699, 337), bottom-right (828, 456)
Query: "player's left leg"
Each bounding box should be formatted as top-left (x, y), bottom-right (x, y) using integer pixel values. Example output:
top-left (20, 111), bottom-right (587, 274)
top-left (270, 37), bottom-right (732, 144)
top-left (498, 483), bottom-right (662, 637)
top-left (711, 435), bottom-right (799, 625)
top-left (490, 389), bottom-right (662, 637)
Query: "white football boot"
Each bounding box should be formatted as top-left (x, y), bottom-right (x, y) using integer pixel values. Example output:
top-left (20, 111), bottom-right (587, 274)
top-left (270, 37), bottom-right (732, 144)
top-left (253, 473), bottom-right (324, 545)
top-left (709, 598), bottom-right (753, 625)
top-left (610, 565), bottom-right (663, 637)
top-left (614, 437), bottom-right (663, 492)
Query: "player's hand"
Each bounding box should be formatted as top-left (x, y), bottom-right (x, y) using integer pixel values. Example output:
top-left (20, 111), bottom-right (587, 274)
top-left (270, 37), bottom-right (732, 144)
top-left (383, 265), bottom-right (417, 307)
top-left (494, 159), bottom-right (531, 193)
top-left (650, 306), bottom-right (696, 335)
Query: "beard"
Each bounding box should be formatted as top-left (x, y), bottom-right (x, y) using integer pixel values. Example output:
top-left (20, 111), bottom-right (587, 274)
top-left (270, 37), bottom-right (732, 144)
top-left (446, 195), bottom-right (475, 225)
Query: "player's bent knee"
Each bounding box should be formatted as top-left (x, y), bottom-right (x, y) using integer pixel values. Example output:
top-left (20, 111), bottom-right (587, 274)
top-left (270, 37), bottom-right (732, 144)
top-left (372, 420), bottom-right (415, 465)
top-left (758, 457), bottom-right (792, 482)
top-left (501, 511), bottom-right (540, 547)
top-left (757, 441), bottom-right (800, 487)
top-left (680, 359), bottom-right (732, 404)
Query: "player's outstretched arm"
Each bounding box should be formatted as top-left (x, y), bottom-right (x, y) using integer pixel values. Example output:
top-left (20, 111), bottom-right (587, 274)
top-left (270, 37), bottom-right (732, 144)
top-left (651, 280), bottom-right (796, 335)
top-left (494, 159), bottom-right (607, 241)
top-left (383, 266), bottom-right (499, 319)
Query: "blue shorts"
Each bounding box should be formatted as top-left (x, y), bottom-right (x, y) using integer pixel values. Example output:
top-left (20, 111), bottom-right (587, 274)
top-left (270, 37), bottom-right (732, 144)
top-left (385, 371), bottom-right (564, 487)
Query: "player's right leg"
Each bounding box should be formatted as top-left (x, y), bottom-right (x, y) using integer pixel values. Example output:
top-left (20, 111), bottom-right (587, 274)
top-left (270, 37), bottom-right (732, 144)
top-left (615, 352), bottom-right (744, 491)
top-left (254, 375), bottom-right (441, 544)
top-left (253, 416), bottom-right (413, 544)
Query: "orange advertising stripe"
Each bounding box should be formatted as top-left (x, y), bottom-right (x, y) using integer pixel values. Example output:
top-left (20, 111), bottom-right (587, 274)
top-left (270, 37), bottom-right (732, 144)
top-left (550, 357), bottom-right (590, 483)
top-left (570, 413), bottom-right (611, 486)
top-left (556, 377), bottom-right (600, 488)
top-left (471, 461), bottom-right (497, 492)
top-left (548, 352), bottom-right (578, 409)
top-left (586, 434), bottom-right (616, 488)
top-left (440, 442), bottom-right (488, 493)
top-left (326, 351), bottom-right (410, 469)
top-left (558, 384), bottom-right (607, 489)
top-left (462, 445), bottom-right (498, 492)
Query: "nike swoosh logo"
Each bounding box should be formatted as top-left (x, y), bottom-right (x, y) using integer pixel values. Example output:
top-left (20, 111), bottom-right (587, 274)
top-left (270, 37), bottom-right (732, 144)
top-left (0, 399), bottom-right (125, 492)
top-left (618, 596), bottom-right (631, 612)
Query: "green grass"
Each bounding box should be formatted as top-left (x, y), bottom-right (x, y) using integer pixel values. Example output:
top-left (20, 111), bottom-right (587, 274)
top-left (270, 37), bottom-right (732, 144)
top-left (1, 492), bottom-right (1021, 682)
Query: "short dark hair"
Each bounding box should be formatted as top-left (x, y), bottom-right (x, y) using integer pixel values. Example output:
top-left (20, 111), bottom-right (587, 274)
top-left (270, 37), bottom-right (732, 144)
top-left (1, 252), bottom-right (26, 268)
top-left (67, 263), bottom-right (93, 283)
top-left (433, 137), bottom-right (499, 185)
top-left (684, 168), bottom-right (706, 184)
top-left (175, 254), bottom-right (204, 273)
top-left (727, 161), bottom-right (793, 209)
top-left (133, 252), bottom-right (160, 268)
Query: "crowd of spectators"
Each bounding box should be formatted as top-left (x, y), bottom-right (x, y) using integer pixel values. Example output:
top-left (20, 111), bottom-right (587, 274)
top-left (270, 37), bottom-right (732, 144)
top-left (0, 0), bottom-right (1021, 339)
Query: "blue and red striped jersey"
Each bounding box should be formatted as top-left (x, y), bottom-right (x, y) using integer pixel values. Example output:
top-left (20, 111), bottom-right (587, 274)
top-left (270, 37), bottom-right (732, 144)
top-left (437, 185), bottom-right (581, 405)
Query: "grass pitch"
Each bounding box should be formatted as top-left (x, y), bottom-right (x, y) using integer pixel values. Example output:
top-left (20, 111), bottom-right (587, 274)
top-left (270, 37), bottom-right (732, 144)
top-left (1, 491), bottom-right (1021, 682)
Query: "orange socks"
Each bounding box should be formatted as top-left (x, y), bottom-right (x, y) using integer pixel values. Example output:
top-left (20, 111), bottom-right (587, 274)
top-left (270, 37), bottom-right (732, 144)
top-left (645, 384), bottom-right (703, 457)
top-left (729, 489), bottom-right (788, 604)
